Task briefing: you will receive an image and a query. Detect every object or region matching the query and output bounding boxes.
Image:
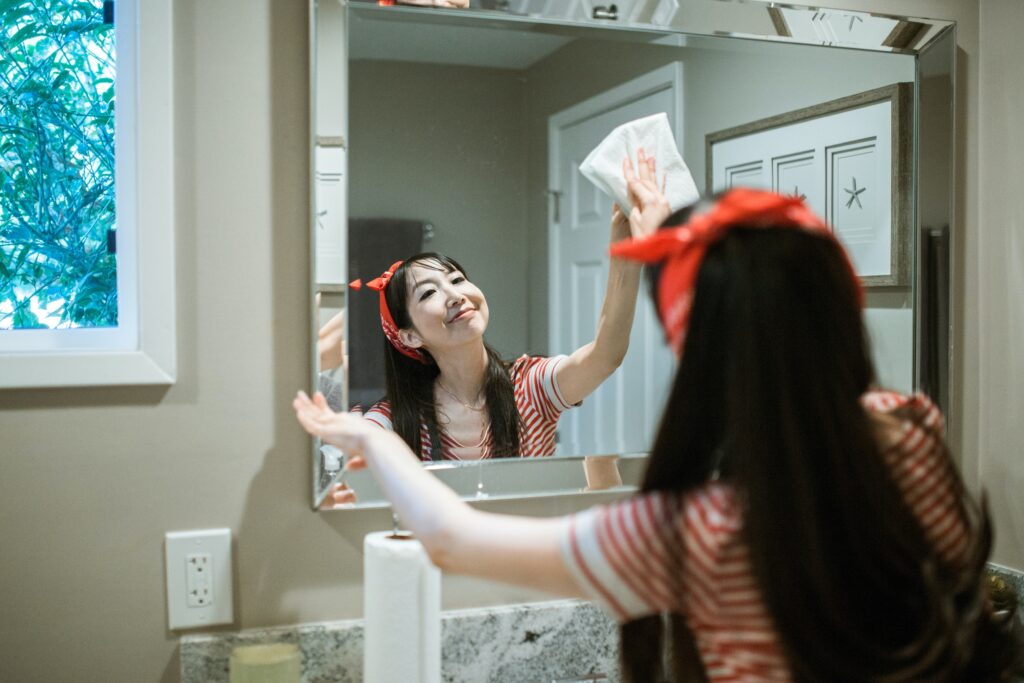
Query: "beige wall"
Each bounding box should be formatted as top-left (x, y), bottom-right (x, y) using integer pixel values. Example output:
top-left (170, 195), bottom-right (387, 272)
top-left (975, 0), bottom-right (1024, 567)
top-left (2, 1), bottom-right (1022, 682)
top-left (347, 60), bottom-right (530, 358)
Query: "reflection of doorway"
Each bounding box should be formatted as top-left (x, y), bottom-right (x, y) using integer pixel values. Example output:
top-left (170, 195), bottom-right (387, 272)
top-left (548, 64), bottom-right (681, 456)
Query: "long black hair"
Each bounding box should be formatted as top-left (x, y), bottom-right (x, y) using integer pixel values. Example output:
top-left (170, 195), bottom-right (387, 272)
top-left (381, 253), bottom-right (522, 458)
top-left (621, 208), bottom-right (1019, 681)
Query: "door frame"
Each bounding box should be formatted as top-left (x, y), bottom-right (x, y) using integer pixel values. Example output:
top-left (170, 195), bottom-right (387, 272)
top-left (546, 63), bottom-right (684, 353)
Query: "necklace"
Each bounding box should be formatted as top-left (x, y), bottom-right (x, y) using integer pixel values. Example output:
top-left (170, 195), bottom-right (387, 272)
top-left (436, 379), bottom-right (486, 412)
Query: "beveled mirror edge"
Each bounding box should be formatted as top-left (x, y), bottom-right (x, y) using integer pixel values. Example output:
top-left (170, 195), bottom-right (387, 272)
top-left (914, 26), bottom-right (956, 446)
top-left (310, 0), bottom-right (957, 510)
top-left (318, 453), bottom-right (651, 511)
top-left (343, 0), bottom-right (955, 56)
top-left (319, 485), bottom-right (640, 512)
top-left (310, 0), bottom-right (320, 508)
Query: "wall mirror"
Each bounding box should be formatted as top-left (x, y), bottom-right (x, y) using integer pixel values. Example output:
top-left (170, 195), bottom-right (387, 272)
top-left (309, 0), bottom-right (955, 509)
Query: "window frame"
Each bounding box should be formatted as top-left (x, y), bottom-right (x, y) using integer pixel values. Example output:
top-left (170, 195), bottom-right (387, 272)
top-left (0, 0), bottom-right (175, 388)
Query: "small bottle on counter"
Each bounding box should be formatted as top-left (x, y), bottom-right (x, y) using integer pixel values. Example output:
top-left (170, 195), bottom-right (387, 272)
top-left (229, 643), bottom-right (300, 683)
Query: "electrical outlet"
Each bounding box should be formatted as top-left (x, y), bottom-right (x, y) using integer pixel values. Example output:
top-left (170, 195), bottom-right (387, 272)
top-left (185, 552), bottom-right (212, 607)
top-left (165, 529), bottom-right (233, 630)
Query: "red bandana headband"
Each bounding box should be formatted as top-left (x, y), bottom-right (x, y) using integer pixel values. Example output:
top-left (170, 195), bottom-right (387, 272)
top-left (350, 260), bottom-right (429, 364)
top-left (609, 188), bottom-right (863, 355)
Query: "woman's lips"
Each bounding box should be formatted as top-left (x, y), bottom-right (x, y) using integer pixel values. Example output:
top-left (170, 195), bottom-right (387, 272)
top-left (449, 308), bottom-right (475, 323)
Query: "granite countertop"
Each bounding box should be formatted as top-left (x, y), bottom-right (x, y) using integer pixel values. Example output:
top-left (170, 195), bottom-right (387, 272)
top-left (181, 599), bottom-right (619, 683)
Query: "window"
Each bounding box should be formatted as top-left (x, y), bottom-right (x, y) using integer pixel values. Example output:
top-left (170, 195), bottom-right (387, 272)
top-left (2, 0), bottom-right (118, 334)
top-left (0, 0), bottom-right (174, 388)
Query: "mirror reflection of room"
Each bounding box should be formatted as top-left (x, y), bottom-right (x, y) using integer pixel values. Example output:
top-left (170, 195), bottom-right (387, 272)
top-left (310, 4), bottom-right (923, 509)
top-left (318, 154), bottom-right (669, 505)
top-left (334, 10), bottom-right (916, 462)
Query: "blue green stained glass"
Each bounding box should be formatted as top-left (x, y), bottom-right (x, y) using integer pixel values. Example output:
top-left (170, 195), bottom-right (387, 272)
top-left (0, 0), bottom-right (116, 330)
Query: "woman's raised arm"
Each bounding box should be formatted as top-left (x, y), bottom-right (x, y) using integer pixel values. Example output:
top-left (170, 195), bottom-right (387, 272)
top-left (294, 390), bottom-right (584, 597)
top-left (555, 149), bottom-right (671, 406)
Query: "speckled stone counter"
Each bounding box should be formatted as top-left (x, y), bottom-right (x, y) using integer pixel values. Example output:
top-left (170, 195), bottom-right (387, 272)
top-left (989, 563), bottom-right (1024, 611)
top-left (180, 599), bottom-right (618, 683)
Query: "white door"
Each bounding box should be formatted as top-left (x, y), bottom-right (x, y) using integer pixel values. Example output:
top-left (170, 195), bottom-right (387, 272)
top-left (549, 65), bottom-right (680, 456)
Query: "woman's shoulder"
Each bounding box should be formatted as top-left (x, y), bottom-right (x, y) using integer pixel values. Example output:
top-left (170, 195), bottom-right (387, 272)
top-left (861, 390), bottom-right (945, 450)
top-left (862, 392), bottom-right (971, 565)
top-left (608, 483), bottom-right (742, 533)
top-left (361, 399), bottom-right (394, 430)
top-left (362, 398), bottom-right (392, 414)
top-left (680, 482), bottom-right (744, 534)
top-left (861, 389), bottom-right (942, 422)
top-left (510, 353), bottom-right (569, 376)
top-left (510, 354), bottom-right (577, 413)
top-left (564, 484), bottom-right (745, 623)
top-left (511, 353), bottom-right (543, 369)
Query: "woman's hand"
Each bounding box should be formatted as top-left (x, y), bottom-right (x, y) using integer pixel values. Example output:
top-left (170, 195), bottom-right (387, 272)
top-left (318, 309), bottom-right (345, 371)
top-left (557, 152), bottom-right (667, 404)
top-left (294, 395), bottom-right (582, 600)
top-left (295, 390), bottom-right (367, 449)
top-left (623, 147), bottom-right (671, 240)
top-left (610, 203), bottom-right (631, 243)
top-left (294, 391), bottom-right (410, 464)
top-left (319, 481), bottom-right (357, 509)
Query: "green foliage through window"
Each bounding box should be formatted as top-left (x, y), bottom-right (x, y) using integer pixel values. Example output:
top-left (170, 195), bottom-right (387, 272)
top-left (0, 0), bottom-right (116, 330)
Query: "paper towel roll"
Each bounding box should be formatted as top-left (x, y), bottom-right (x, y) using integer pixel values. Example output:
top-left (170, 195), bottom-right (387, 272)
top-left (364, 531), bottom-right (441, 683)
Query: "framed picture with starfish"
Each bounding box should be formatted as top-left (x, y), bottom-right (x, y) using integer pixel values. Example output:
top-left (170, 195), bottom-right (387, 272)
top-left (705, 82), bottom-right (913, 287)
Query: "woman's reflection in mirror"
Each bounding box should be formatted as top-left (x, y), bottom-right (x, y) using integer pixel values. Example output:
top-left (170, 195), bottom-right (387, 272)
top-left (321, 150), bottom-right (669, 506)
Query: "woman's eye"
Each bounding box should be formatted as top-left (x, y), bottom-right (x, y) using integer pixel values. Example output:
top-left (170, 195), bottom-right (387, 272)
top-left (451, 276), bottom-right (466, 285)
top-left (419, 289), bottom-right (435, 302)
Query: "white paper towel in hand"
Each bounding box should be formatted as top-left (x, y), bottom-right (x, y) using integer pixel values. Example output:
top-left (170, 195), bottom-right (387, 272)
top-left (364, 532), bottom-right (441, 683)
top-left (578, 112), bottom-right (700, 213)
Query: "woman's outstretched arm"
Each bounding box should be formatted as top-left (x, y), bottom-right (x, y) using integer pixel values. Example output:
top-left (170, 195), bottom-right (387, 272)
top-left (294, 391), bottom-right (585, 597)
top-left (555, 149), bottom-right (672, 406)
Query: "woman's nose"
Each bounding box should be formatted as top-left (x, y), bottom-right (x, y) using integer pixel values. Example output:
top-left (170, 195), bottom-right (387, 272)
top-left (447, 291), bottom-right (465, 307)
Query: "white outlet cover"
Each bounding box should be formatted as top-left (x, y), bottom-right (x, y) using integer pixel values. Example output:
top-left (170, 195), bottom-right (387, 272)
top-left (165, 528), bottom-right (233, 630)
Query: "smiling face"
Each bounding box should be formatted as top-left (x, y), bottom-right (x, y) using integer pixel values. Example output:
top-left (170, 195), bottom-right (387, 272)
top-left (397, 259), bottom-right (489, 355)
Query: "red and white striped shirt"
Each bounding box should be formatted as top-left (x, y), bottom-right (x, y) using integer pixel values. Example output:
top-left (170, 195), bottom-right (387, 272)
top-left (561, 391), bottom-right (969, 682)
top-left (362, 355), bottom-right (575, 460)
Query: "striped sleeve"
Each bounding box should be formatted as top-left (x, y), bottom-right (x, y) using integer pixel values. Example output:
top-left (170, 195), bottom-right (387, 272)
top-left (516, 355), bottom-right (577, 420)
top-left (862, 391), bottom-right (970, 566)
top-left (561, 492), bottom-right (682, 621)
top-left (361, 401), bottom-right (393, 431)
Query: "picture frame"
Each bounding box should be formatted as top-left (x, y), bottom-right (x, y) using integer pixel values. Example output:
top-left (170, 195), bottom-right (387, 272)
top-left (706, 83), bottom-right (913, 287)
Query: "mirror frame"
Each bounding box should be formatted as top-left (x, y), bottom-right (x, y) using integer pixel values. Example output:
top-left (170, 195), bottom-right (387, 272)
top-left (308, 0), bottom-right (957, 509)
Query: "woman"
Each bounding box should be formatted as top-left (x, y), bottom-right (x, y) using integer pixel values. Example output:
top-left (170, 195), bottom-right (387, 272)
top-left (351, 150), bottom-right (670, 465)
top-left (296, 186), bottom-right (1018, 680)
